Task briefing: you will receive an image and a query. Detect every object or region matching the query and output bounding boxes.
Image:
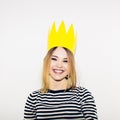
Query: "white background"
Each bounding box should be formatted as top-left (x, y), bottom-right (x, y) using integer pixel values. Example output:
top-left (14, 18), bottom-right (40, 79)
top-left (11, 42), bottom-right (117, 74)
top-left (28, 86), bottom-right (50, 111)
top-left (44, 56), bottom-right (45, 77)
top-left (0, 0), bottom-right (120, 119)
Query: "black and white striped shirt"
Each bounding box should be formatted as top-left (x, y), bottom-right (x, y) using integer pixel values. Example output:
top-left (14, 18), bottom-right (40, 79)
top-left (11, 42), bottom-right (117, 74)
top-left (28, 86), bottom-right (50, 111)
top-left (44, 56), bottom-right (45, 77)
top-left (24, 87), bottom-right (98, 120)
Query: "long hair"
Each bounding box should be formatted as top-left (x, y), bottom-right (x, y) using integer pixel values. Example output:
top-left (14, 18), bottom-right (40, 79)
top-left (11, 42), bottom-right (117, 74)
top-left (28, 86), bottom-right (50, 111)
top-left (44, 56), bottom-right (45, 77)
top-left (41, 47), bottom-right (76, 93)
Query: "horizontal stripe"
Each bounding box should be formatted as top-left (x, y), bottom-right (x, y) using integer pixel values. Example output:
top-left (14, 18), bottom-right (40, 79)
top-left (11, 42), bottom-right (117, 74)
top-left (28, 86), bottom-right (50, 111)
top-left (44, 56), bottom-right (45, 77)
top-left (24, 86), bottom-right (98, 119)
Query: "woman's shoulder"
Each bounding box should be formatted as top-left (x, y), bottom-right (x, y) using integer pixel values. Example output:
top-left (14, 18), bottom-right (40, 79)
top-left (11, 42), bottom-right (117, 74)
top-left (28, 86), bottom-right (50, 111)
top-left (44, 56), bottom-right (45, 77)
top-left (74, 86), bottom-right (91, 93)
top-left (27, 89), bottom-right (41, 99)
top-left (73, 86), bottom-right (94, 97)
top-left (74, 86), bottom-right (95, 101)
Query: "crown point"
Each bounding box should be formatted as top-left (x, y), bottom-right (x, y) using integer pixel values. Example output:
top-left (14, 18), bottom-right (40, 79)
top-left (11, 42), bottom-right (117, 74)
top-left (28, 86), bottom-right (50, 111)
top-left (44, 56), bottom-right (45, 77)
top-left (51, 22), bottom-right (56, 33)
top-left (68, 24), bottom-right (74, 34)
top-left (58, 21), bottom-right (66, 33)
top-left (57, 21), bottom-right (66, 40)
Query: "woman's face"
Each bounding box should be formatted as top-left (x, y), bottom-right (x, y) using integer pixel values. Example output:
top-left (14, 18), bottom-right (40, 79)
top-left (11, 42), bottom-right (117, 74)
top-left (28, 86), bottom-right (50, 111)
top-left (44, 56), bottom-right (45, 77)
top-left (49, 47), bottom-right (70, 81)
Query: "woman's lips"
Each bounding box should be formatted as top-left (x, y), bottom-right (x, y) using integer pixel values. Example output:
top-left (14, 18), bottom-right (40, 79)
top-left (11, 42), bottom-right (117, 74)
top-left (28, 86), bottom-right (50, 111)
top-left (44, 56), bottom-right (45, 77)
top-left (53, 69), bottom-right (64, 74)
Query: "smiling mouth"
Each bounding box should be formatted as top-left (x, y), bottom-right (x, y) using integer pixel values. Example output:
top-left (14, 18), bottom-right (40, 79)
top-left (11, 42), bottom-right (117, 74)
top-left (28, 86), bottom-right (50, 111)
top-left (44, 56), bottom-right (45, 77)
top-left (53, 69), bottom-right (64, 74)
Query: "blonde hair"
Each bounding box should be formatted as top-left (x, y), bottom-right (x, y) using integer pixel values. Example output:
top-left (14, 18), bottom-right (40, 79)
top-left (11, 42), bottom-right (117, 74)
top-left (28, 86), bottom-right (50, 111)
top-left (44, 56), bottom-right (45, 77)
top-left (41, 47), bottom-right (76, 93)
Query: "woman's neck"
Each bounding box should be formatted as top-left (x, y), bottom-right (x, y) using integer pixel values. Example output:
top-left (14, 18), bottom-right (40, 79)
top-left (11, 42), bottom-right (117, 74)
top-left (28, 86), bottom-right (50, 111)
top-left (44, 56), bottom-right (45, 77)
top-left (49, 76), bottom-right (68, 90)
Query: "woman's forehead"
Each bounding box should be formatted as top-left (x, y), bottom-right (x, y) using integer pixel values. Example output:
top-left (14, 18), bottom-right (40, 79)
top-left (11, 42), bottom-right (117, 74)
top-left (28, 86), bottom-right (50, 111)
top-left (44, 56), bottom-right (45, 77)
top-left (52, 47), bottom-right (68, 58)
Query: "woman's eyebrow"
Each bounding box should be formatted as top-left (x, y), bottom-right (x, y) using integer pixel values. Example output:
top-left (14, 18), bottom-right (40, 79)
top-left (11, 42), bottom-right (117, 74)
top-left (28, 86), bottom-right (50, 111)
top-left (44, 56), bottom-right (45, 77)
top-left (63, 58), bottom-right (68, 59)
top-left (51, 55), bottom-right (58, 58)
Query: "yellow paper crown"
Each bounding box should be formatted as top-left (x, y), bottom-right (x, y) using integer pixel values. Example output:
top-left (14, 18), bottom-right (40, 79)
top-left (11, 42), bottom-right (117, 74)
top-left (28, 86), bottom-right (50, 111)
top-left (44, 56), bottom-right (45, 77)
top-left (48, 21), bottom-right (77, 54)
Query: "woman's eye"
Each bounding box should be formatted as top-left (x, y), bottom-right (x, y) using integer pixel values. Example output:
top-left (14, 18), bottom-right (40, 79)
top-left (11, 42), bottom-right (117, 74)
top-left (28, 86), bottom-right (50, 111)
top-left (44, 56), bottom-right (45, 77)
top-left (63, 60), bottom-right (68, 63)
top-left (51, 58), bottom-right (57, 61)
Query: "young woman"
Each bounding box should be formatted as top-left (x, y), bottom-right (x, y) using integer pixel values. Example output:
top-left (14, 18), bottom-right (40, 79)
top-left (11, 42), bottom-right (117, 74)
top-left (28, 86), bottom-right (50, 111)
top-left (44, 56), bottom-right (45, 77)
top-left (24, 22), bottom-right (98, 120)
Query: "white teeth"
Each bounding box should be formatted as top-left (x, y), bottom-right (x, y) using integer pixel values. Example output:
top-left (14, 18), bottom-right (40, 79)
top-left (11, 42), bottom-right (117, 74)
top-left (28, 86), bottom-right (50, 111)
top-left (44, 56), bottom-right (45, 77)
top-left (54, 69), bottom-right (63, 73)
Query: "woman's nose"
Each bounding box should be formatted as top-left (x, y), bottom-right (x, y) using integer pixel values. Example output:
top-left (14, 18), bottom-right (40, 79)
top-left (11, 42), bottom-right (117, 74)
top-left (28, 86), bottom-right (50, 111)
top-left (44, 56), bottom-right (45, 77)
top-left (56, 61), bottom-right (62, 67)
